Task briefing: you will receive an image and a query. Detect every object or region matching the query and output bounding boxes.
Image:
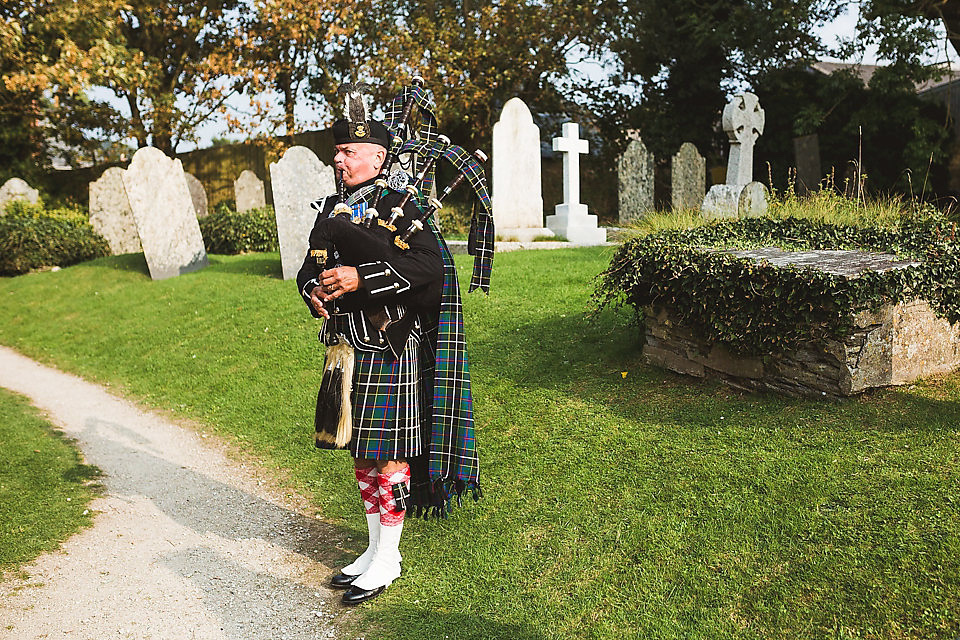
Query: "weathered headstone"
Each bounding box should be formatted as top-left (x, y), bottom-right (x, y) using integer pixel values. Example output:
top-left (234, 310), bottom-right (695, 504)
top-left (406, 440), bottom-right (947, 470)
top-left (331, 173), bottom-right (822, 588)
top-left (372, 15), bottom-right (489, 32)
top-left (492, 97), bottom-right (554, 241)
top-left (618, 138), bottom-right (655, 223)
top-left (184, 172), bottom-right (209, 218)
top-left (702, 93), bottom-right (768, 218)
top-left (0, 178), bottom-right (40, 211)
top-left (793, 134), bottom-right (821, 196)
top-left (671, 142), bottom-right (705, 211)
top-left (121, 147), bottom-right (208, 280)
top-left (545, 122), bottom-right (605, 244)
top-left (89, 167), bottom-right (141, 255)
top-left (234, 169), bottom-right (266, 212)
top-left (269, 146), bottom-right (336, 280)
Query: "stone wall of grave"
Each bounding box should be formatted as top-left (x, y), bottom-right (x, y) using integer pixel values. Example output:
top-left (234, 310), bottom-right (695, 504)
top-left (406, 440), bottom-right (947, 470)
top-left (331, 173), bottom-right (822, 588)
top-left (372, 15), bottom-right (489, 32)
top-left (642, 301), bottom-right (960, 397)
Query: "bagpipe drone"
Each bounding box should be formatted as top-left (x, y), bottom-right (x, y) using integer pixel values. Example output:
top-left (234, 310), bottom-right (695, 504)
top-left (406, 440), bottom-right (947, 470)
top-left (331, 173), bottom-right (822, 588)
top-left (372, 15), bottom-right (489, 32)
top-left (307, 77), bottom-right (494, 294)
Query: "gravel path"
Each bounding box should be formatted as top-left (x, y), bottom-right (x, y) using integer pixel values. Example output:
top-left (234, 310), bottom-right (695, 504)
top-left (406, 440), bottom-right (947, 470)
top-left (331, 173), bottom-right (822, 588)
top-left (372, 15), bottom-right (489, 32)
top-left (0, 346), bottom-right (349, 640)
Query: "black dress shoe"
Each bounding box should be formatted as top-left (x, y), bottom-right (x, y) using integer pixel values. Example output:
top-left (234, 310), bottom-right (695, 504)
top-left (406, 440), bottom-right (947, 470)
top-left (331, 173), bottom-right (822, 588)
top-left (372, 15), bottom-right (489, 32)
top-left (329, 572), bottom-right (358, 590)
top-left (341, 584), bottom-right (385, 605)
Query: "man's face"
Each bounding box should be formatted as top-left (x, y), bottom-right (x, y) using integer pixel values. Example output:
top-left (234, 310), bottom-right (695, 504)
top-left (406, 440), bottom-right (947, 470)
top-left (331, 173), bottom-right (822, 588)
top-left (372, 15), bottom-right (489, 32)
top-left (334, 142), bottom-right (385, 187)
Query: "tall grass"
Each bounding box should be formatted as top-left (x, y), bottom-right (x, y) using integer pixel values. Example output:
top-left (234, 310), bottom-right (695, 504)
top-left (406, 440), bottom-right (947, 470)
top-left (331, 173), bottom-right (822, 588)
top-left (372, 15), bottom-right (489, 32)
top-left (619, 189), bottom-right (944, 239)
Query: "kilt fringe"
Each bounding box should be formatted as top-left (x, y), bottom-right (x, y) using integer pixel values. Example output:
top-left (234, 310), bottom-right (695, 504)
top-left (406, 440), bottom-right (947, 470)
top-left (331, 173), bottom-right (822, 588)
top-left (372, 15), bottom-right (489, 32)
top-left (409, 476), bottom-right (483, 519)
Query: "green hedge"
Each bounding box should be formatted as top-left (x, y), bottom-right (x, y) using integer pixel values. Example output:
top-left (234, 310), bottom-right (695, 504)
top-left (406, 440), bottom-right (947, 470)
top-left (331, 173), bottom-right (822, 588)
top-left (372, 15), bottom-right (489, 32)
top-left (199, 205), bottom-right (279, 254)
top-left (595, 216), bottom-right (960, 355)
top-left (0, 201), bottom-right (110, 276)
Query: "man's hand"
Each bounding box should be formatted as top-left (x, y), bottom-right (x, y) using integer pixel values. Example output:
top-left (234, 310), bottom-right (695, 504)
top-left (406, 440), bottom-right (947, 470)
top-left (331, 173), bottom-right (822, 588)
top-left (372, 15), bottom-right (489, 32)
top-left (309, 267), bottom-right (361, 319)
top-left (321, 266), bottom-right (360, 299)
top-left (308, 285), bottom-right (331, 319)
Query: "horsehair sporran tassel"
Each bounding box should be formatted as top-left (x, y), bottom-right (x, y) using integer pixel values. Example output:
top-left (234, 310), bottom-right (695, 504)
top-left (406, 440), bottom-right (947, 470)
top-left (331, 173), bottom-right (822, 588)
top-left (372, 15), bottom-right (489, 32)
top-left (315, 340), bottom-right (355, 447)
top-left (315, 352), bottom-right (338, 446)
top-left (314, 366), bottom-right (334, 446)
top-left (333, 342), bottom-right (355, 448)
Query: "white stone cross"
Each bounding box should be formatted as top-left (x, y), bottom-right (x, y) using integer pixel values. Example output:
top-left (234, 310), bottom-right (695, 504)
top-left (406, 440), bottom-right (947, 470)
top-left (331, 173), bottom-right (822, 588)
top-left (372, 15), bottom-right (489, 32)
top-left (553, 122), bottom-right (589, 206)
top-left (722, 92), bottom-right (765, 186)
top-left (545, 121), bottom-right (606, 244)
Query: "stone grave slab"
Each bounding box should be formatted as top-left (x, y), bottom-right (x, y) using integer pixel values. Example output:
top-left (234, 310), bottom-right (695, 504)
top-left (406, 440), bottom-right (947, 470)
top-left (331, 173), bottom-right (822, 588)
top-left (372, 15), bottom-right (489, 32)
top-left (641, 249), bottom-right (958, 396)
top-left (0, 178), bottom-right (40, 210)
top-left (545, 122), bottom-right (605, 244)
top-left (122, 147), bottom-right (208, 280)
top-left (185, 172), bottom-right (209, 218)
top-left (702, 93), bottom-right (768, 218)
top-left (270, 146), bottom-right (335, 280)
top-left (720, 248), bottom-right (919, 276)
top-left (793, 134), bottom-right (821, 195)
top-left (671, 142), bottom-right (705, 211)
top-left (89, 167), bottom-right (141, 255)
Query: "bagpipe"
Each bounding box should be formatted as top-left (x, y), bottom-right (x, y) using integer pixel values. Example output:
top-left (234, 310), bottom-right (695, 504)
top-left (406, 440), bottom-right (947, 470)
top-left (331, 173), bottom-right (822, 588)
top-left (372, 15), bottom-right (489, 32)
top-left (308, 78), bottom-right (493, 279)
top-left (308, 140), bottom-right (489, 275)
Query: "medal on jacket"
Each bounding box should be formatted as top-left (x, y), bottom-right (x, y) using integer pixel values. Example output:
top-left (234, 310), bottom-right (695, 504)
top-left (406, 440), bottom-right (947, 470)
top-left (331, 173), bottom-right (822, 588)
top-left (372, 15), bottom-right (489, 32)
top-left (350, 201), bottom-right (367, 224)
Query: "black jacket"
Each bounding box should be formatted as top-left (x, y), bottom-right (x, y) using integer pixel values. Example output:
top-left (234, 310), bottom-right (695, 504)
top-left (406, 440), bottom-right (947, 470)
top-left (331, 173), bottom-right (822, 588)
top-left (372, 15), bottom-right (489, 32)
top-left (296, 182), bottom-right (444, 357)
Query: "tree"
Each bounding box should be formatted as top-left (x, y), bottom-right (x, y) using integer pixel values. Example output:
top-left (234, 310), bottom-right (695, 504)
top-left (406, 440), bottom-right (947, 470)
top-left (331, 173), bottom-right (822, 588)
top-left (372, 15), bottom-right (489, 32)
top-left (754, 64), bottom-right (953, 195)
top-left (321, 0), bottom-right (599, 152)
top-left (108, 1), bottom-right (253, 153)
top-left (229, 0), bottom-right (364, 138)
top-left (0, 0), bottom-right (125, 178)
top-left (585, 0), bottom-right (848, 162)
top-left (855, 0), bottom-right (960, 61)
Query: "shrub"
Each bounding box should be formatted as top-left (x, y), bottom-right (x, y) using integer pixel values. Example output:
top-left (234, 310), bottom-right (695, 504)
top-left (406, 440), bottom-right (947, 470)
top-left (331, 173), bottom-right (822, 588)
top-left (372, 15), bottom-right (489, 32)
top-left (436, 200), bottom-right (473, 237)
top-left (0, 202), bottom-right (109, 276)
top-left (199, 205), bottom-right (279, 254)
top-left (595, 214), bottom-right (960, 356)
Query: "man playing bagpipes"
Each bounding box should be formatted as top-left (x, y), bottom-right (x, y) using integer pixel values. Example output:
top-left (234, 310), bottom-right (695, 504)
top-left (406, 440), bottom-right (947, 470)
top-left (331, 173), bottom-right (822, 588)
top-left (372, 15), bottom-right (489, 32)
top-left (296, 78), bottom-right (494, 605)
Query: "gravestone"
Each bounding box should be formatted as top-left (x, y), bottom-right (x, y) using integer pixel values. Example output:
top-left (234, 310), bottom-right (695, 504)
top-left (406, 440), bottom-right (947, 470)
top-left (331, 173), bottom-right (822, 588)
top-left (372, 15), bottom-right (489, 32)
top-left (184, 172), bottom-right (209, 218)
top-left (0, 178), bottom-right (40, 210)
top-left (269, 146), bottom-right (335, 280)
top-left (89, 167), bottom-right (141, 255)
top-left (235, 169), bottom-right (266, 212)
top-left (702, 93), bottom-right (768, 218)
top-left (671, 142), bottom-right (705, 211)
top-left (121, 147), bottom-right (208, 280)
top-left (545, 122), bottom-right (605, 244)
top-left (793, 134), bottom-right (821, 196)
top-left (492, 97), bottom-right (553, 241)
top-left (618, 138), bottom-right (655, 223)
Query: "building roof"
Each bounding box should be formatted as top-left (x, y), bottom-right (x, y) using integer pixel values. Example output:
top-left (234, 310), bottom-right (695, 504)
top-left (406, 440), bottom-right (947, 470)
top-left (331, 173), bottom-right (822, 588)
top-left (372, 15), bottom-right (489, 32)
top-left (810, 60), bottom-right (960, 94)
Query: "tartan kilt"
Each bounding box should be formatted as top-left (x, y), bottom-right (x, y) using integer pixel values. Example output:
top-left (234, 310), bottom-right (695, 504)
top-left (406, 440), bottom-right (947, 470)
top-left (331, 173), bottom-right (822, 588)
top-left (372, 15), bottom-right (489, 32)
top-left (317, 325), bottom-right (427, 460)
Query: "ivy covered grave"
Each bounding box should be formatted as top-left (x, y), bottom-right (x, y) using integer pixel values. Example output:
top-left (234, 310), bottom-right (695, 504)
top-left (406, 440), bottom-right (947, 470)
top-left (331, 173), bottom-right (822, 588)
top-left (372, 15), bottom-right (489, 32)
top-left (595, 216), bottom-right (960, 397)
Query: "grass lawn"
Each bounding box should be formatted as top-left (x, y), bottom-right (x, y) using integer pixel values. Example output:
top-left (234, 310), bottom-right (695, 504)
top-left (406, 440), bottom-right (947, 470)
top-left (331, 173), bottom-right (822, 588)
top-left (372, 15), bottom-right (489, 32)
top-left (0, 387), bottom-right (101, 572)
top-left (1, 248), bottom-right (959, 639)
